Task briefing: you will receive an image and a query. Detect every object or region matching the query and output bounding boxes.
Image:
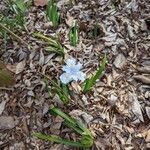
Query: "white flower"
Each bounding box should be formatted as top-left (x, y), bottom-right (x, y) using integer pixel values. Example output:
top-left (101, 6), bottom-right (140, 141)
top-left (60, 58), bottom-right (86, 84)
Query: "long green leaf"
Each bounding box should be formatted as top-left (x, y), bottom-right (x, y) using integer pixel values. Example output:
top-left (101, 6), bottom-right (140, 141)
top-left (69, 22), bottom-right (79, 46)
top-left (33, 33), bottom-right (64, 56)
top-left (50, 81), bottom-right (70, 104)
top-left (33, 133), bottom-right (91, 148)
top-left (49, 107), bottom-right (76, 125)
top-left (83, 55), bottom-right (107, 92)
top-left (34, 107), bottom-right (94, 148)
top-left (47, 0), bottom-right (60, 27)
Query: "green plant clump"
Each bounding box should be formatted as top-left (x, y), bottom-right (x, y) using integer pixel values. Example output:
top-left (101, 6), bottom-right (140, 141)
top-left (83, 55), bottom-right (107, 93)
top-left (47, 81), bottom-right (70, 104)
top-left (69, 21), bottom-right (79, 47)
top-left (33, 32), bottom-right (64, 57)
top-left (33, 107), bottom-right (94, 148)
top-left (5, 0), bottom-right (29, 28)
top-left (46, 0), bottom-right (60, 27)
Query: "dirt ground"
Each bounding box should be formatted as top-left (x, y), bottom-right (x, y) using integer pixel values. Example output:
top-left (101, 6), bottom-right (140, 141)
top-left (0, 0), bottom-right (150, 149)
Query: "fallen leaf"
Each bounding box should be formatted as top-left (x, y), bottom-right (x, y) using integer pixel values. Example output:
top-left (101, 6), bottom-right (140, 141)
top-left (113, 53), bottom-right (127, 69)
top-left (69, 109), bottom-right (93, 124)
top-left (0, 101), bottom-right (6, 115)
top-left (0, 116), bottom-right (15, 129)
top-left (16, 60), bottom-right (26, 74)
top-left (137, 66), bottom-right (150, 74)
top-left (39, 50), bottom-right (45, 65)
top-left (0, 70), bottom-right (15, 87)
top-left (65, 12), bottom-right (74, 27)
top-left (0, 60), bottom-right (6, 69)
top-left (129, 93), bottom-right (144, 122)
top-left (145, 107), bottom-right (150, 119)
top-left (146, 130), bottom-right (150, 142)
top-left (141, 130), bottom-right (150, 143)
top-left (133, 75), bottom-right (150, 85)
top-left (34, 0), bottom-right (48, 6)
top-left (0, 61), bottom-right (15, 87)
top-left (6, 63), bottom-right (17, 73)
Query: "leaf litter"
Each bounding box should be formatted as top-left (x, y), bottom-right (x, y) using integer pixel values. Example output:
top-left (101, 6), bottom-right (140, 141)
top-left (0, 0), bottom-right (150, 149)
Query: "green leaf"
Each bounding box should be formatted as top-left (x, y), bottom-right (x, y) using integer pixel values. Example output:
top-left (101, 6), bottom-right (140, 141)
top-left (83, 55), bottom-right (107, 92)
top-left (33, 133), bottom-right (90, 148)
top-left (5, 0), bottom-right (30, 28)
top-left (50, 107), bottom-right (93, 138)
top-left (33, 107), bottom-right (94, 148)
top-left (69, 22), bottom-right (79, 46)
top-left (47, 0), bottom-right (60, 27)
top-left (50, 80), bottom-right (70, 104)
top-left (50, 107), bottom-right (76, 125)
top-left (14, 0), bottom-right (26, 12)
top-left (33, 33), bottom-right (64, 57)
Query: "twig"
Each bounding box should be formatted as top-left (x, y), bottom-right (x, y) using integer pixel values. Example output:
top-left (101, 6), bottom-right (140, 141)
top-left (0, 23), bottom-right (28, 47)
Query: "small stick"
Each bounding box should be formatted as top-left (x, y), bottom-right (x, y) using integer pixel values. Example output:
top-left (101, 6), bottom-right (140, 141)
top-left (0, 23), bottom-right (28, 47)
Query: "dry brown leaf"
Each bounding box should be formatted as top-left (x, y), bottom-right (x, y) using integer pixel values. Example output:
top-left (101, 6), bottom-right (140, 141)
top-left (65, 12), bottom-right (74, 27)
top-left (145, 107), bottom-right (150, 119)
top-left (0, 101), bottom-right (6, 115)
top-left (0, 61), bottom-right (15, 87)
top-left (6, 63), bottom-right (17, 73)
top-left (113, 53), bottom-right (127, 69)
top-left (133, 75), bottom-right (150, 84)
top-left (34, 0), bottom-right (48, 6)
top-left (137, 66), bottom-right (150, 74)
top-left (146, 130), bottom-right (150, 142)
top-left (15, 60), bottom-right (26, 74)
top-left (129, 93), bottom-right (144, 122)
top-left (141, 130), bottom-right (150, 143)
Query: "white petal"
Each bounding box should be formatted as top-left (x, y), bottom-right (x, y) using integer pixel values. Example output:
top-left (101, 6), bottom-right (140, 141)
top-left (76, 62), bottom-right (82, 70)
top-left (60, 73), bottom-right (72, 84)
top-left (62, 65), bottom-right (69, 72)
top-left (66, 58), bottom-right (76, 66)
top-left (71, 74), bottom-right (79, 81)
top-left (76, 71), bottom-right (86, 81)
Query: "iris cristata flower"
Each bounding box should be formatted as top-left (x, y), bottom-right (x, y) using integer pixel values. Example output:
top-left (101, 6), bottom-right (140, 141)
top-left (60, 58), bottom-right (86, 84)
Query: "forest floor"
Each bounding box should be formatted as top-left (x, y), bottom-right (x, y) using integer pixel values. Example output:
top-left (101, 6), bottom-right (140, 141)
top-left (0, 0), bottom-right (150, 150)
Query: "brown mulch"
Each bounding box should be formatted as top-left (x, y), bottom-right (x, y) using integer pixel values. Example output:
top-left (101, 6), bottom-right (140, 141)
top-left (0, 0), bottom-right (150, 149)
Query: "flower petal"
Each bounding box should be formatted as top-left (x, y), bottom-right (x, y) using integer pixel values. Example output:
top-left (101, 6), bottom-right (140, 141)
top-left (76, 71), bottom-right (86, 81)
top-left (66, 58), bottom-right (76, 66)
top-left (62, 65), bottom-right (69, 72)
top-left (60, 73), bottom-right (72, 84)
top-left (76, 62), bottom-right (82, 70)
top-left (71, 74), bottom-right (79, 81)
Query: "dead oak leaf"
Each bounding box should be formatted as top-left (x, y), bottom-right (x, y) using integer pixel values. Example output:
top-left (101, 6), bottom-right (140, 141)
top-left (34, 0), bottom-right (48, 6)
top-left (6, 60), bottom-right (26, 74)
top-left (16, 60), bottom-right (26, 74)
top-left (129, 93), bottom-right (144, 122)
top-left (0, 61), bottom-right (15, 87)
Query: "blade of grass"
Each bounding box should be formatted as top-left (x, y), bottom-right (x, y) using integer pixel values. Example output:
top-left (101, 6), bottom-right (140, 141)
top-left (83, 55), bottom-right (107, 92)
top-left (46, 0), bottom-right (60, 27)
top-left (50, 107), bottom-right (93, 137)
top-left (45, 46), bottom-right (64, 56)
top-left (49, 107), bottom-right (76, 125)
top-left (50, 80), bottom-right (70, 104)
top-left (63, 120), bottom-right (84, 135)
top-left (33, 133), bottom-right (90, 148)
top-left (34, 107), bottom-right (94, 148)
top-left (33, 33), bottom-right (58, 47)
top-left (33, 33), bottom-right (64, 56)
top-left (69, 21), bottom-right (79, 46)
